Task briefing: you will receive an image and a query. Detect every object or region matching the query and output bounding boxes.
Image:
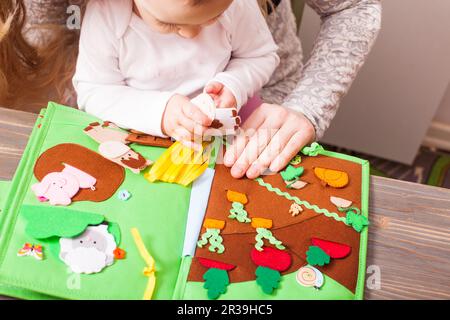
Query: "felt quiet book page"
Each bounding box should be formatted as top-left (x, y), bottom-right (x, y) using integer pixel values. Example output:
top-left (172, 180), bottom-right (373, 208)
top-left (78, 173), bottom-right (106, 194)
top-left (0, 103), bottom-right (195, 300)
top-left (177, 148), bottom-right (370, 300)
top-left (0, 102), bottom-right (369, 300)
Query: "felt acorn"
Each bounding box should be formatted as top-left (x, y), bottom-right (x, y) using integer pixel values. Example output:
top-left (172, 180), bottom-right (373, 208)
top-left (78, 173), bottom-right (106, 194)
top-left (251, 247), bottom-right (292, 294)
top-left (198, 257), bottom-right (235, 300)
top-left (251, 218), bottom-right (285, 252)
top-left (197, 219), bottom-right (226, 254)
top-left (227, 190), bottom-right (250, 223)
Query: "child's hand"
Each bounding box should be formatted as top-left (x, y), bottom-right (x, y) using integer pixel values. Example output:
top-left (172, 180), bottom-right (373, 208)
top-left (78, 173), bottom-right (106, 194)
top-left (162, 94), bottom-right (213, 145)
top-left (205, 82), bottom-right (237, 109)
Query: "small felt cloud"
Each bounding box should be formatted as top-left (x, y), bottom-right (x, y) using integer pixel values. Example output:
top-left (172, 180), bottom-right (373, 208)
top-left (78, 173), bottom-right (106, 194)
top-left (59, 225), bottom-right (117, 274)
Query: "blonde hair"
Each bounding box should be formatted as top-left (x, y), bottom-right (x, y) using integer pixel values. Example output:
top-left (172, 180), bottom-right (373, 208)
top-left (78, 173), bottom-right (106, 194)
top-left (0, 0), bottom-right (272, 110)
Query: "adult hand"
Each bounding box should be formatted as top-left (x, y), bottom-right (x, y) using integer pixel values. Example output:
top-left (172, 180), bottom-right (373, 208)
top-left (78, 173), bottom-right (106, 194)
top-left (223, 103), bottom-right (316, 179)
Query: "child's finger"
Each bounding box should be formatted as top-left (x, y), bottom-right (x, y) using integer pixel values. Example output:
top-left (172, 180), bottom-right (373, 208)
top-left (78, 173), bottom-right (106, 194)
top-left (178, 115), bottom-right (208, 137)
top-left (182, 102), bottom-right (213, 127)
top-left (270, 131), bottom-right (310, 172)
top-left (205, 82), bottom-right (223, 94)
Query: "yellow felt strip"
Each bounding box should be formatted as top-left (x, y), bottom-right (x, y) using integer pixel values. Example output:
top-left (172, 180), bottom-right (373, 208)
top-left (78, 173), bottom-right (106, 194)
top-left (131, 228), bottom-right (156, 300)
top-left (145, 142), bottom-right (182, 182)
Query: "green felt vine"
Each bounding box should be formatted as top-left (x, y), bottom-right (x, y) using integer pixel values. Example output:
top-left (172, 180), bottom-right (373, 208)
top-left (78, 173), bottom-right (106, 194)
top-left (253, 178), bottom-right (372, 233)
top-left (228, 202), bottom-right (251, 223)
top-left (197, 229), bottom-right (225, 254)
top-left (339, 207), bottom-right (369, 232)
top-left (203, 268), bottom-right (230, 299)
top-left (306, 245), bottom-right (331, 266)
top-left (255, 228), bottom-right (285, 251)
top-left (301, 142), bottom-right (325, 157)
top-left (22, 205), bottom-right (104, 240)
top-left (255, 266), bottom-right (281, 295)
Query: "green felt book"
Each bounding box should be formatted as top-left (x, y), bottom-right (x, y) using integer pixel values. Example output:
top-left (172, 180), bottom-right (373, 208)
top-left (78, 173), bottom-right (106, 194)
top-left (0, 103), bottom-right (370, 300)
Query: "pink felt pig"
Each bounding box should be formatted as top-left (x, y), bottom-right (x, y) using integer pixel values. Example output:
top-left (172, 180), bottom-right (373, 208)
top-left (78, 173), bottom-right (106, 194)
top-left (31, 164), bottom-right (96, 206)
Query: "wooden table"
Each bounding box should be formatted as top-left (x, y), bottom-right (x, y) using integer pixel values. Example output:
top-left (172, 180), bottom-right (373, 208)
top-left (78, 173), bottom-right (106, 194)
top-left (1, 107), bottom-right (449, 300)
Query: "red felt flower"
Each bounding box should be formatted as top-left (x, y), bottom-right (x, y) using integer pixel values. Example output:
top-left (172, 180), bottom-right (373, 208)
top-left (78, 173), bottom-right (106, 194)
top-left (311, 238), bottom-right (351, 259)
top-left (198, 257), bottom-right (236, 271)
top-left (113, 248), bottom-right (126, 260)
top-left (250, 247), bottom-right (292, 272)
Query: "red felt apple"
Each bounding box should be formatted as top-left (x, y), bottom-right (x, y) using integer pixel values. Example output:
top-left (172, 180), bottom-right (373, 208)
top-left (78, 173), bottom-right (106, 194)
top-left (250, 247), bottom-right (292, 272)
top-left (311, 238), bottom-right (351, 259)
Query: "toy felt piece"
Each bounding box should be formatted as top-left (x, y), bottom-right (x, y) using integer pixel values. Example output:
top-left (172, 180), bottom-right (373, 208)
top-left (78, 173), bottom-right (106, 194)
top-left (311, 238), bottom-right (351, 259)
top-left (191, 93), bottom-right (241, 136)
top-left (145, 141), bottom-right (211, 186)
top-left (34, 144), bottom-right (125, 203)
top-left (314, 167), bottom-right (349, 188)
top-left (290, 155), bottom-right (302, 165)
top-left (197, 219), bottom-right (226, 254)
top-left (306, 246), bottom-right (330, 267)
top-left (126, 131), bottom-right (174, 148)
top-left (198, 257), bottom-right (235, 300)
top-left (31, 163), bottom-right (97, 206)
top-left (296, 265), bottom-right (324, 289)
top-left (251, 218), bottom-right (285, 252)
top-left (60, 224), bottom-right (117, 274)
top-left (330, 196), bottom-right (353, 209)
top-left (17, 243), bottom-right (44, 260)
top-left (251, 247), bottom-right (292, 295)
top-left (289, 203), bottom-right (303, 217)
top-left (301, 142), bottom-right (325, 157)
top-left (84, 121), bottom-right (152, 174)
top-left (227, 190), bottom-right (250, 223)
top-left (131, 228), bottom-right (156, 300)
top-left (98, 141), bottom-right (153, 174)
top-left (281, 165), bottom-right (307, 189)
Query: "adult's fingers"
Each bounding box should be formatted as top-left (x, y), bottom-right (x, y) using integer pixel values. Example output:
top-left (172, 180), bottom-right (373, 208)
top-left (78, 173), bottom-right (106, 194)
top-left (246, 125), bottom-right (296, 179)
top-left (270, 131), bottom-right (310, 172)
top-left (223, 108), bottom-right (266, 167)
top-left (182, 102), bottom-right (213, 127)
top-left (231, 122), bottom-right (277, 179)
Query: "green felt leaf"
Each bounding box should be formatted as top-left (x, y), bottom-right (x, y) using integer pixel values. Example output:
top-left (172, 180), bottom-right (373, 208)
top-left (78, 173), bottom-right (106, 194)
top-left (346, 211), bottom-right (369, 232)
top-left (22, 205), bottom-right (104, 240)
top-left (107, 222), bottom-right (121, 246)
top-left (203, 268), bottom-right (229, 300)
top-left (306, 246), bottom-right (330, 267)
top-left (255, 266), bottom-right (281, 295)
top-left (280, 165), bottom-right (304, 182)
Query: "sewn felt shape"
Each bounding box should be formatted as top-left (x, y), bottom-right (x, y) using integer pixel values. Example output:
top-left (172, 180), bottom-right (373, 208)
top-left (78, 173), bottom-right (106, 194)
top-left (187, 149), bottom-right (370, 299)
top-left (33, 143), bottom-right (125, 203)
top-left (311, 238), bottom-right (351, 259)
top-left (21, 205), bottom-right (104, 240)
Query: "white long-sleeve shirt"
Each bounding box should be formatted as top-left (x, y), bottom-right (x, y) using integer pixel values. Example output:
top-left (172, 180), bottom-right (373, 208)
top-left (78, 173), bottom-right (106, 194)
top-left (73, 0), bottom-right (279, 137)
